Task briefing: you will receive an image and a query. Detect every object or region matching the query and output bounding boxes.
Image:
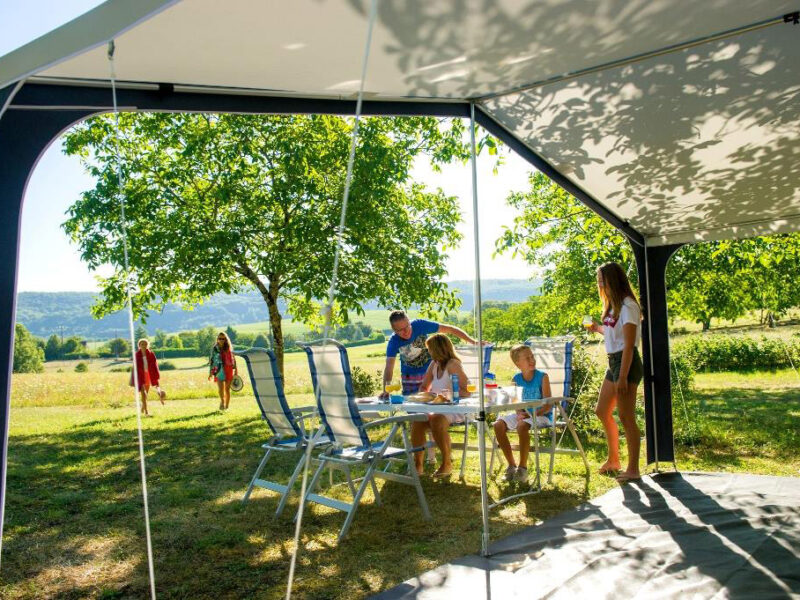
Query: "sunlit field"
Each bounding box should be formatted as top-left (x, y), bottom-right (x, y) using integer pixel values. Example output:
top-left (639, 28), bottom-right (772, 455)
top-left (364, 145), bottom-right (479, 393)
top-left (4, 336), bottom-right (800, 598)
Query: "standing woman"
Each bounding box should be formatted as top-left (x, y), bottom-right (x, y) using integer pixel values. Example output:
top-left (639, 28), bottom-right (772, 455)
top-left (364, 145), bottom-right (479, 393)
top-left (585, 262), bottom-right (644, 482)
top-left (132, 339), bottom-right (161, 416)
top-left (209, 331), bottom-right (237, 410)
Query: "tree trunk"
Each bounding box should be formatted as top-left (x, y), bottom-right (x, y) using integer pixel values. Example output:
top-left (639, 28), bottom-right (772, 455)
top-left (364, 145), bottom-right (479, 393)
top-left (768, 312), bottom-right (776, 328)
top-left (266, 278), bottom-right (284, 375)
top-left (701, 318), bottom-right (711, 331)
top-left (233, 261), bottom-right (285, 376)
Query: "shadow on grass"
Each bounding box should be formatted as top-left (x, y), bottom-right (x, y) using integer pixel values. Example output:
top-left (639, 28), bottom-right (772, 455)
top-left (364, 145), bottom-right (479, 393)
top-left (6, 379), bottom-right (797, 598)
top-left (3, 409), bottom-right (600, 599)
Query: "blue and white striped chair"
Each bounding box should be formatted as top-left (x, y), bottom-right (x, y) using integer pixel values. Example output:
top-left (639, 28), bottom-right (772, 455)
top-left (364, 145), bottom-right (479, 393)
top-left (489, 337), bottom-right (589, 485)
top-left (298, 339), bottom-right (431, 542)
top-left (238, 348), bottom-right (329, 517)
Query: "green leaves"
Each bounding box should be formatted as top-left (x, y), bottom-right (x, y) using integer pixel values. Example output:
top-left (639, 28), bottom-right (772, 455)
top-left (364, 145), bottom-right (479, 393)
top-left (495, 172), bottom-right (635, 332)
top-left (62, 113), bottom-right (479, 370)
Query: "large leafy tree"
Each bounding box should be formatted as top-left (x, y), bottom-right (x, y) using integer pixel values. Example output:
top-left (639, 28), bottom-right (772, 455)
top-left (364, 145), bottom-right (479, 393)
top-left (496, 172), bottom-right (635, 333)
top-left (497, 172), bottom-right (800, 332)
top-left (13, 324), bottom-right (44, 374)
top-left (63, 114), bottom-right (473, 371)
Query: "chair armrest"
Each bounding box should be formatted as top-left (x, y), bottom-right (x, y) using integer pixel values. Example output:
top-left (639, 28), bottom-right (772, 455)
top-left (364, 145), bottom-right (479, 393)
top-left (364, 414), bottom-right (428, 429)
top-left (291, 405), bottom-right (316, 414)
top-left (547, 396), bottom-right (574, 404)
top-left (295, 413), bottom-right (319, 424)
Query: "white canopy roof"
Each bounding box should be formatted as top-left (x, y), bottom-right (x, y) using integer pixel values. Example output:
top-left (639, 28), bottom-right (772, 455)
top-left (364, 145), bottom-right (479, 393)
top-left (2, 0), bottom-right (799, 246)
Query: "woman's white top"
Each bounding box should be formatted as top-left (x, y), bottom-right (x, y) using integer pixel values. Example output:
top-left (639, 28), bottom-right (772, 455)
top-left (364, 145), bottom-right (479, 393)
top-left (429, 363), bottom-right (452, 394)
top-left (602, 297), bottom-right (642, 354)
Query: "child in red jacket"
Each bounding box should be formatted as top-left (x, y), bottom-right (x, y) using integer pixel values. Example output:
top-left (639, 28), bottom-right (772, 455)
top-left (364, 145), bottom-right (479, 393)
top-left (132, 339), bottom-right (164, 416)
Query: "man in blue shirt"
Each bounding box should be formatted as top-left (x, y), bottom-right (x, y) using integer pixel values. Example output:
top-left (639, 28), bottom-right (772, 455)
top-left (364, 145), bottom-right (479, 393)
top-left (382, 310), bottom-right (478, 396)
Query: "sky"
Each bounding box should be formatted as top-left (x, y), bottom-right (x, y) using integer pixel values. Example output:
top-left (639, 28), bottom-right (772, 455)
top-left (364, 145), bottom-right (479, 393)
top-left (3, 1), bottom-right (539, 292)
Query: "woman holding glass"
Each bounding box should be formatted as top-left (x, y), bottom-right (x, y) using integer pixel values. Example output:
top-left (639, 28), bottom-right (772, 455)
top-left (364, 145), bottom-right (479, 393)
top-left (584, 262), bottom-right (644, 482)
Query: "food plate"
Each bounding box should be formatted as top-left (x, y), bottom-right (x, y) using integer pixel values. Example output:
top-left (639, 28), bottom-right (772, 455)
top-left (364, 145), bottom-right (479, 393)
top-left (410, 391), bottom-right (436, 403)
top-left (411, 392), bottom-right (453, 405)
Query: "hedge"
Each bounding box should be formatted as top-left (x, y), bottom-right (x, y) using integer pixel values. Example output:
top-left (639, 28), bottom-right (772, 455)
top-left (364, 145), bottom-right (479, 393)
top-left (672, 334), bottom-right (800, 372)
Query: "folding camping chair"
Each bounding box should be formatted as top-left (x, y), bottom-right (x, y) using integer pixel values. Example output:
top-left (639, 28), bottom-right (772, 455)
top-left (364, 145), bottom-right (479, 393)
top-left (298, 339), bottom-right (431, 542)
top-left (238, 348), bottom-right (329, 517)
top-left (425, 343), bottom-right (493, 480)
top-left (489, 336), bottom-right (589, 485)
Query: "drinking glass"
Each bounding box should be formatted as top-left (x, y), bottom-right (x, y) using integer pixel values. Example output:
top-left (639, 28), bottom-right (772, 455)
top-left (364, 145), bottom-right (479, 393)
top-left (582, 315), bottom-right (593, 328)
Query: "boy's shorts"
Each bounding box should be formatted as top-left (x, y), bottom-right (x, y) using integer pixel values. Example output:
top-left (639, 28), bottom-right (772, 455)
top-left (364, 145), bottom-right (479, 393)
top-left (498, 411), bottom-right (552, 430)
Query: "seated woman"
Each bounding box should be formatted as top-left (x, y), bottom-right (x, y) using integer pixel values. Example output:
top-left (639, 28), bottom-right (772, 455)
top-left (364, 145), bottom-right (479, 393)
top-left (410, 333), bottom-right (472, 478)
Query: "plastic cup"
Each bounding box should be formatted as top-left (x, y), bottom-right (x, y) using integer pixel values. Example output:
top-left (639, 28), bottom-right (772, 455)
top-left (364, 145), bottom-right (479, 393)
top-left (515, 386), bottom-right (524, 402)
top-left (582, 315), bottom-right (593, 328)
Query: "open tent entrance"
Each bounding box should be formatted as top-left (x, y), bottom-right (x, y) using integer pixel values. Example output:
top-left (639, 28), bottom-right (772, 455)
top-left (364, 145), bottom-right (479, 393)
top-left (3, 1), bottom-right (800, 598)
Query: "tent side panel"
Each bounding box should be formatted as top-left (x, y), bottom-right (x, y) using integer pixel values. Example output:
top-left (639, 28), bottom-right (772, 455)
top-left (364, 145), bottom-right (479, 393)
top-left (635, 243), bottom-right (683, 466)
top-left (0, 106), bottom-right (94, 549)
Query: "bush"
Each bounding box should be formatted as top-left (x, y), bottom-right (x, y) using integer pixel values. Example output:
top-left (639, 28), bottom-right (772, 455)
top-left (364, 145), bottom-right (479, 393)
top-left (673, 334), bottom-right (800, 372)
top-left (74, 362), bottom-right (89, 373)
top-left (110, 366), bottom-right (132, 373)
top-left (159, 361), bottom-right (177, 371)
top-left (567, 344), bottom-right (605, 434)
top-left (13, 324), bottom-right (44, 373)
top-left (350, 365), bottom-right (379, 397)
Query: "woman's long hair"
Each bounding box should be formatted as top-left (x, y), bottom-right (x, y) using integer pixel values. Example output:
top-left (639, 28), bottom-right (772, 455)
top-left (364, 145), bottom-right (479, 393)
top-left (215, 331), bottom-right (233, 353)
top-left (598, 262), bottom-right (640, 320)
top-left (425, 333), bottom-right (460, 372)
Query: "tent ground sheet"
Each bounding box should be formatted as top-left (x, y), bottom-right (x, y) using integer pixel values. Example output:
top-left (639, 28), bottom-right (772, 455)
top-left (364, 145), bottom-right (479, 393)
top-left (374, 472), bottom-right (800, 599)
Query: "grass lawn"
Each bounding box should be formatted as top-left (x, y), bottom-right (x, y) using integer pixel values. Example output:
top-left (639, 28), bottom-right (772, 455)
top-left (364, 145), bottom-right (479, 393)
top-left (3, 362), bottom-right (799, 598)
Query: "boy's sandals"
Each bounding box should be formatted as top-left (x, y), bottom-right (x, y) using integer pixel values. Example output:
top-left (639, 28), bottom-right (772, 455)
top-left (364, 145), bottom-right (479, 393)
top-left (616, 472), bottom-right (641, 483)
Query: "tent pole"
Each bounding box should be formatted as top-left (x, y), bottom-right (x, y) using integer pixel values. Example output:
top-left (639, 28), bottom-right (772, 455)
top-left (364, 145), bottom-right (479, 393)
top-left (643, 238), bottom-right (660, 471)
top-left (469, 102), bottom-right (490, 557)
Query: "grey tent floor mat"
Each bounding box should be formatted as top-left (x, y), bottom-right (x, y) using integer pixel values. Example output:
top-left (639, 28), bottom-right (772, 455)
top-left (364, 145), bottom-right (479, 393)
top-left (373, 472), bottom-right (800, 599)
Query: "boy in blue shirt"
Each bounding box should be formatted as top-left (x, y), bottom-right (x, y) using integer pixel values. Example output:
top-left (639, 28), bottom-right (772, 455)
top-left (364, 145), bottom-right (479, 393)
top-left (493, 344), bottom-right (552, 483)
top-left (382, 310), bottom-right (477, 396)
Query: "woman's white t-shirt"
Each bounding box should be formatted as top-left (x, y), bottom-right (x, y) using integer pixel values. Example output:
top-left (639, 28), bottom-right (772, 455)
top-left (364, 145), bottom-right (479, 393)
top-left (602, 297), bottom-right (642, 354)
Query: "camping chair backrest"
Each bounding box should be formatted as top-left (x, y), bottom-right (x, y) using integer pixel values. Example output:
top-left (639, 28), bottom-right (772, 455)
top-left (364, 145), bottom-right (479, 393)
top-left (300, 340), bottom-right (370, 449)
top-left (237, 348), bottom-right (301, 439)
top-left (524, 337), bottom-right (574, 399)
top-left (454, 344), bottom-right (494, 384)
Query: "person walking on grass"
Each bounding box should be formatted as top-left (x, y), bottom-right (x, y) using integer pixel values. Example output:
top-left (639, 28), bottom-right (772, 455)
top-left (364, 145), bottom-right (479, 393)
top-left (585, 262), bottom-right (644, 483)
top-left (209, 331), bottom-right (237, 410)
top-left (382, 310), bottom-right (478, 398)
top-left (131, 338), bottom-right (163, 417)
top-left (493, 344), bottom-right (552, 484)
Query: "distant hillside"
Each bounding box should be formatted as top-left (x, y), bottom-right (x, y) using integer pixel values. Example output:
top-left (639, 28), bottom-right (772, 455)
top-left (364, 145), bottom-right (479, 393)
top-left (16, 279), bottom-right (540, 339)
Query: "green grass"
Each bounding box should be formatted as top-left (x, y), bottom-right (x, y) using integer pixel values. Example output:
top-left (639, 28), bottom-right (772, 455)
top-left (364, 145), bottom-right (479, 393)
top-left (3, 364), bottom-right (799, 598)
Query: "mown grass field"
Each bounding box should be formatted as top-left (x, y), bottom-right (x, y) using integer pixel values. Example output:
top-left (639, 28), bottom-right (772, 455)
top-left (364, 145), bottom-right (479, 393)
top-left (3, 338), bottom-right (800, 598)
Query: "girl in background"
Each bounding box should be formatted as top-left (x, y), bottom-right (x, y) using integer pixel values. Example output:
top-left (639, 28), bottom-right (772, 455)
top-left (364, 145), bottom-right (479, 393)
top-left (132, 338), bottom-right (163, 416)
top-left (209, 331), bottom-right (237, 410)
top-left (585, 262), bottom-right (644, 483)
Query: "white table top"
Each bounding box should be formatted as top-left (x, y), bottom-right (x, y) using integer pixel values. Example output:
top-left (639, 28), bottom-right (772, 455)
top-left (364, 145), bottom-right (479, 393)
top-left (356, 394), bottom-right (567, 415)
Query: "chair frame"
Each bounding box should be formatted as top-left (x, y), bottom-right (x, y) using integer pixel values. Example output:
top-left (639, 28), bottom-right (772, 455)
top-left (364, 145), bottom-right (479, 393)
top-left (237, 348), bottom-right (329, 517)
top-left (298, 339), bottom-right (431, 541)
